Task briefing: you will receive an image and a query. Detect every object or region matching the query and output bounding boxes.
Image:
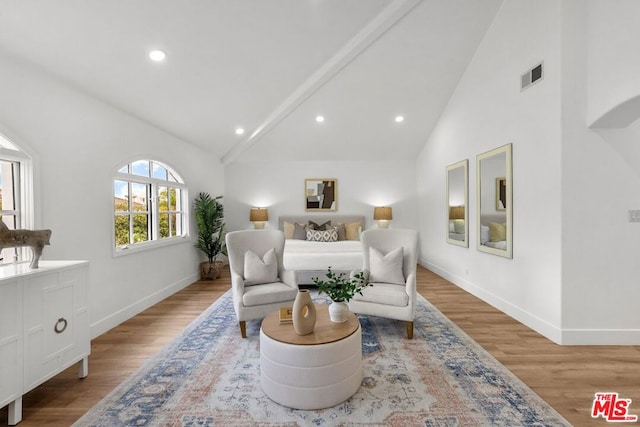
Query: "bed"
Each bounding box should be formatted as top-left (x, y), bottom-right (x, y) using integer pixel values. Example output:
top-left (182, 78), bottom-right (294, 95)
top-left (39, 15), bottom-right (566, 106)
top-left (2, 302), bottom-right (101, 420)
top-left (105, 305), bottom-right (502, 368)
top-left (279, 215), bottom-right (365, 285)
top-left (480, 214), bottom-right (507, 250)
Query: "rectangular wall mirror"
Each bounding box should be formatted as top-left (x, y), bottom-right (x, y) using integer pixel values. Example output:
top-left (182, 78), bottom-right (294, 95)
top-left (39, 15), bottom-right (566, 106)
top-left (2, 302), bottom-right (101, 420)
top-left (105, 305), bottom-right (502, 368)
top-left (476, 144), bottom-right (512, 258)
top-left (446, 159), bottom-right (468, 247)
top-left (305, 178), bottom-right (337, 211)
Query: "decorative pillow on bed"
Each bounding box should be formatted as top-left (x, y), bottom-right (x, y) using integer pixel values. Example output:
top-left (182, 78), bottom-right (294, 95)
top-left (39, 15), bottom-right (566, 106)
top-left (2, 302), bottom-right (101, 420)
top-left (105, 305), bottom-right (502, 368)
top-left (489, 222), bottom-right (506, 242)
top-left (293, 222), bottom-right (308, 240)
top-left (283, 221), bottom-right (295, 239)
top-left (244, 248), bottom-right (278, 286)
top-left (480, 224), bottom-right (490, 244)
top-left (330, 223), bottom-right (347, 241)
top-left (308, 220), bottom-right (331, 231)
top-left (369, 247), bottom-right (405, 285)
top-left (344, 222), bottom-right (361, 240)
top-left (306, 228), bottom-right (338, 242)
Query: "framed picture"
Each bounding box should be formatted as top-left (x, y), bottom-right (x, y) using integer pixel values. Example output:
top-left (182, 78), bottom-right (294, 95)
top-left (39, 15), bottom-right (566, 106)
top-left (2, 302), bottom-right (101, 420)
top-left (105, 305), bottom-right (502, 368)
top-left (305, 178), bottom-right (337, 211)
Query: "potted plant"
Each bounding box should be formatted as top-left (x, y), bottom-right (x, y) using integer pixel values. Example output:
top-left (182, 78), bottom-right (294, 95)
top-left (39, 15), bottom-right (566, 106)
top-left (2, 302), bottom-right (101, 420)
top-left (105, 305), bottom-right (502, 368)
top-left (312, 267), bottom-right (371, 322)
top-left (194, 192), bottom-right (226, 280)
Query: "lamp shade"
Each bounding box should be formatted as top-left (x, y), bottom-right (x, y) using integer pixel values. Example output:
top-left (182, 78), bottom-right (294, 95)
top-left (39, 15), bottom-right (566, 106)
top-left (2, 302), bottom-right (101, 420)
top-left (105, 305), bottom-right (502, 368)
top-left (373, 206), bottom-right (393, 221)
top-left (249, 207), bottom-right (269, 222)
top-left (449, 206), bottom-right (465, 220)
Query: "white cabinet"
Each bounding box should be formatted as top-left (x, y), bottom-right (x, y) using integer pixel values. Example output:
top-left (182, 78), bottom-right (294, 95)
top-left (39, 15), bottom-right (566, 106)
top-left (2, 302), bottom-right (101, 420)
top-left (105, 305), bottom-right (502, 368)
top-left (0, 261), bottom-right (89, 425)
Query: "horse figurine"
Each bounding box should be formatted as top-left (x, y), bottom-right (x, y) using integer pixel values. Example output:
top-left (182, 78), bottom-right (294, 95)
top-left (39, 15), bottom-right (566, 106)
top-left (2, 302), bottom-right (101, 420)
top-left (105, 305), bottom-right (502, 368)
top-left (0, 222), bottom-right (52, 269)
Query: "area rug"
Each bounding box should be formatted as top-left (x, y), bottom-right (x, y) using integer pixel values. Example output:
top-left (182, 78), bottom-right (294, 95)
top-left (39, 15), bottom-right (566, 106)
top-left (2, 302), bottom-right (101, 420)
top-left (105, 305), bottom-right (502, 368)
top-left (74, 291), bottom-right (570, 426)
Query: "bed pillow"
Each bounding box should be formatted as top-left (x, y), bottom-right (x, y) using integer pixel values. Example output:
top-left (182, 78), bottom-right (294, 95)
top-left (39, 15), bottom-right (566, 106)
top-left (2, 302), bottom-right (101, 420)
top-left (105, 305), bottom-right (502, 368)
top-left (293, 223), bottom-right (308, 240)
top-left (344, 222), bottom-right (361, 240)
top-left (480, 224), bottom-right (490, 244)
top-left (308, 220), bottom-right (331, 231)
top-left (244, 248), bottom-right (278, 286)
top-left (330, 223), bottom-right (347, 241)
top-left (369, 247), bottom-right (405, 285)
top-left (283, 221), bottom-right (295, 239)
top-left (489, 222), bottom-right (506, 242)
top-left (306, 228), bottom-right (338, 242)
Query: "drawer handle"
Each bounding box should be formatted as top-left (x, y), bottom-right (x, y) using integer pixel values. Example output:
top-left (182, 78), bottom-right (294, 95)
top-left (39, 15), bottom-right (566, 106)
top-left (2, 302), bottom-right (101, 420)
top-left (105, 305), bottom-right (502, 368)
top-left (54, 317), bottom-right (68, 334)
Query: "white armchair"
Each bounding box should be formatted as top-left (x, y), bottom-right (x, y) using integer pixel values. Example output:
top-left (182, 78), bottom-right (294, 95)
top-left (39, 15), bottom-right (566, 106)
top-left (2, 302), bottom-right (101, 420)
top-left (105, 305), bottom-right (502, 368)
top-left (348, 229), bottom-right (419, 339)
top-left (225, 230), bottom-right (298, 338)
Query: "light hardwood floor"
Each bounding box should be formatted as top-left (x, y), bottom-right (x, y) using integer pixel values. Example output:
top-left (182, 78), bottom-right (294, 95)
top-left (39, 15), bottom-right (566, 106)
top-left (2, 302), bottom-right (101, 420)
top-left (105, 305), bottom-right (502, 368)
top-left (2, 265), bottom-right (639, 426)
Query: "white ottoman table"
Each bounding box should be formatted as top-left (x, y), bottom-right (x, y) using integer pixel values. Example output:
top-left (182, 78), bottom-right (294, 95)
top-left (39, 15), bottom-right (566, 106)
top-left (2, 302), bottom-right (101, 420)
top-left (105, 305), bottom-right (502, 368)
top-left (260, 304), bottom-right (362, 410)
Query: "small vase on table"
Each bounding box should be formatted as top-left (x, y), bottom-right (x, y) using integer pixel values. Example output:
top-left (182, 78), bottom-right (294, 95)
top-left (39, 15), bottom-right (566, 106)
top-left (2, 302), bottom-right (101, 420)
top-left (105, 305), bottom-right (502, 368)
top-left (292, 290), bottom-right (316, 335)
top-left (328, 300), bottom-right (350, 323)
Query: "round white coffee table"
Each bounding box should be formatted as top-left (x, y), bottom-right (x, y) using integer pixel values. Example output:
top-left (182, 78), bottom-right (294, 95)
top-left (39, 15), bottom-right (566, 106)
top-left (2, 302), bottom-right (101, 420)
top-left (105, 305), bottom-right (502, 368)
top-left (260, 304), bottom-right (362, 410)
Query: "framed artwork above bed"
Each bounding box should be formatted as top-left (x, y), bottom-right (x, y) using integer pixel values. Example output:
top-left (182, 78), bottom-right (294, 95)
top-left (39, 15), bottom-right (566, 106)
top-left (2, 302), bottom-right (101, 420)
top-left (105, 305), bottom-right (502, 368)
top-left (305, 178), bottom-right (337, 211)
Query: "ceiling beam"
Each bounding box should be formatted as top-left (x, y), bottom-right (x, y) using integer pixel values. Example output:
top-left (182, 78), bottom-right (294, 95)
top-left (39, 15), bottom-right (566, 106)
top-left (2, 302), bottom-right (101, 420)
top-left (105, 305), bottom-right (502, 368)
top-left (221, 0), bottom-right (422, 165)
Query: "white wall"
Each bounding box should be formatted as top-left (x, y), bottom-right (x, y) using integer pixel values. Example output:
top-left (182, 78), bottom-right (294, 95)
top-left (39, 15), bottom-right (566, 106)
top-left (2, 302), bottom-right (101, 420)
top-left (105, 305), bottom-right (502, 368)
top-left (560, 0), bottom-right (640, 344)
top-left (417, 0), bottom-right (564, 342)
top-left (586, 0), bottom-right (640, 127)
top-left (224, 160), bottom-right (418, 232)
top-left (0, 52), bottom-right (224, 338)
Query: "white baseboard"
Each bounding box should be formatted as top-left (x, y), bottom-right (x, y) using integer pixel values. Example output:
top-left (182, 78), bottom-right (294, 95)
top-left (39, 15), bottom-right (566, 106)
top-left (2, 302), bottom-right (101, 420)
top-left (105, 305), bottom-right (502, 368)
top-left (420, 257), bottom-right (563, 344)
top-left (421, 258), bottom-right (640, 345)
top-left (89, 272), bottom-right (199, 339)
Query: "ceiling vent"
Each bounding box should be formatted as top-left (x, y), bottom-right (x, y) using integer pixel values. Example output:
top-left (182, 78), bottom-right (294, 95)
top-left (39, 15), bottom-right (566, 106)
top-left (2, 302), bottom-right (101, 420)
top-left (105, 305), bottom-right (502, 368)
top-left (521, 62), bottom-right (543, 91)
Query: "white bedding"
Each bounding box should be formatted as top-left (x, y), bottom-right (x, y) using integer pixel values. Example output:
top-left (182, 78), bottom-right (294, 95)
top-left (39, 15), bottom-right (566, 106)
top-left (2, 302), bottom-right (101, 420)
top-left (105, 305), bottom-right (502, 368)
top-left (283, 240), bottom-right (363, 271)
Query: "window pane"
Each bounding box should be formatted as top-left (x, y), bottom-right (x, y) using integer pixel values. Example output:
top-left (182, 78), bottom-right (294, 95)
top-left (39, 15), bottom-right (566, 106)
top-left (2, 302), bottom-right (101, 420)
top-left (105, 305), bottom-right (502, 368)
top-left (131, 183), bottom-right (148, 211)
top-left (152, 163), bottom-right (167, 180)
top-left (170, 213), bottom-right (178, 236)
top-left (159, 213), bottom-right (170, 238)
top-left (169, 188), bottom-right (177, 211)
top-left (114, 180), bottom-right (129, 212)
top-left (132, 214), bottom-right (149, 242)
top-left (168, 172), bottom-right (177, 183)
top-left (158, 186), bottom-right (168, 212)
top-left (0, 160), bottom-right (18, 211)
top-left (131, 160), bottom-right (150, 177)
top-left (118, 164), bottom-right (129, 173)
top-left (114, 215), bottom-right (130, 246)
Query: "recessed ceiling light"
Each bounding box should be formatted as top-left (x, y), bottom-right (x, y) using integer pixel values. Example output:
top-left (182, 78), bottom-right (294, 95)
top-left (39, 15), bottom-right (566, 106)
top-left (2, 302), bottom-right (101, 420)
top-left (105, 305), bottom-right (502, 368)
top-left (149, 50), bottom-right (166, 62)
top-left (235, 127), bottom-right (245, 135)
top-left (394, 115), bottom-right (405, 123)
top-left (315, 115), bottom-right (325, 123)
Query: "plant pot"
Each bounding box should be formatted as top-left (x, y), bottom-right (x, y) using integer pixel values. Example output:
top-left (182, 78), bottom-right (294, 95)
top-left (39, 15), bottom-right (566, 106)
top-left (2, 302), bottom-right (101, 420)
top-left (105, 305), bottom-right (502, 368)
top-left (200, 261), bottom-right (223, 280)
top-left (328, 300), bottom-right (349, 323)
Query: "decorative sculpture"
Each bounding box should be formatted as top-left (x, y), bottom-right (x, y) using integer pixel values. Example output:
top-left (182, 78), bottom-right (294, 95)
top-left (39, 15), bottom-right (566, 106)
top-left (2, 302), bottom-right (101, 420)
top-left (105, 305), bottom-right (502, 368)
top-left (0, 222), bottom-right (52, 269)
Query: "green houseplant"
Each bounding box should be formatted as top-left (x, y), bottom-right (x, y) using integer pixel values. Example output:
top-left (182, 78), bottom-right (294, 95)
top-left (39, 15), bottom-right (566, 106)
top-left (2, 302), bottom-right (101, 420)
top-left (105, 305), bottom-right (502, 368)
top-left (312, 267), bottom-right (371, 322)
top-left (194, 192), bottom-right (226, 280)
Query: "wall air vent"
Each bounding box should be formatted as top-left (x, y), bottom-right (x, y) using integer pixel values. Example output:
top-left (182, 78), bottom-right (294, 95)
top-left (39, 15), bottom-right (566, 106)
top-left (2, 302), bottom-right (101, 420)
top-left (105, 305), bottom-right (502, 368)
top-left (521, 62), bottom-right (544, 91)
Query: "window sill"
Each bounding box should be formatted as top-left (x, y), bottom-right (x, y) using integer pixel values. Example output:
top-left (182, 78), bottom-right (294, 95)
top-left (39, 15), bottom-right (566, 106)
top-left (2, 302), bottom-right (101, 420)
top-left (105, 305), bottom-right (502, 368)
top-left (112, 235), bottom-right (192, 258)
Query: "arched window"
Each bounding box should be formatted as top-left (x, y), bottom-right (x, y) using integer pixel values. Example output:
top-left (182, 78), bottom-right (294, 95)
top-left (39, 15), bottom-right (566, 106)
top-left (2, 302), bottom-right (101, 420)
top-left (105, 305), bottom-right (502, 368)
top-left (0, 131), bottom-right (33, 265)
top-left (113, 159), bottom-right (188, 254)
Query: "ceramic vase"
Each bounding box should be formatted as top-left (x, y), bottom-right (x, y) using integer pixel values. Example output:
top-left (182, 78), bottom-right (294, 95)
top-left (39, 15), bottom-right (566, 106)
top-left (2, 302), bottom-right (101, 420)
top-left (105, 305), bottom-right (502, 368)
top-left (328, 300), bottom-right (349, 323)
top-left (292, 290), bottom-right (316, 335)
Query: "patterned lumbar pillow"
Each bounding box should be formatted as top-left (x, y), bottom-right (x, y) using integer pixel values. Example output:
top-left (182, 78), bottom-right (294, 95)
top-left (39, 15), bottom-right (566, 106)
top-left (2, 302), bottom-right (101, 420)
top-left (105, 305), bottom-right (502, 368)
top-left (369, 247), bottom-right (405, 284)
top-left (306, 228), bottom-right (338, 242)
top-left (244, 248), bottom-right (278, 285)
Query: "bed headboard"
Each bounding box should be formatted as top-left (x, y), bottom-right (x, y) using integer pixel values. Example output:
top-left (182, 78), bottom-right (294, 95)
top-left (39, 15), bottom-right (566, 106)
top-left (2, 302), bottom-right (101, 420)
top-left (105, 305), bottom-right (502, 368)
top-left (278, 215), bottom-right (365, 231)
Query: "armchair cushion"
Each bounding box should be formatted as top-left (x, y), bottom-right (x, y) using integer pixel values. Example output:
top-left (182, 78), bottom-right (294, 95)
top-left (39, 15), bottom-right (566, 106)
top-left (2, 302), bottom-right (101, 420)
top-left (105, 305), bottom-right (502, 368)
top-left (244, 248), bottom-right (277, 285)
top-left (352, 282), bottom-right (409, 307)
top-left (369, 247), bottom-right (405, 285)
top-left (242, 282), bottom-right (298, 307)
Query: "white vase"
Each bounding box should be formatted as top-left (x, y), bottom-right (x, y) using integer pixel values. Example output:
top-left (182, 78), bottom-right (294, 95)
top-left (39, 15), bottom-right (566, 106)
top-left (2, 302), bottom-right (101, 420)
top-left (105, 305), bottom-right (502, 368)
top-left (292, 290), bottom-right (316, 335)
top-left (328, 300), bottom-right (349, 323)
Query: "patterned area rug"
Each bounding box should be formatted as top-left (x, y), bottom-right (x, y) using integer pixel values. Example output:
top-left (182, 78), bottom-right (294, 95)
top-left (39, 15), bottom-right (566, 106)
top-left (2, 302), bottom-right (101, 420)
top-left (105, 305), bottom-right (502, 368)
top-left (74, 291), bottom-right (570, 426)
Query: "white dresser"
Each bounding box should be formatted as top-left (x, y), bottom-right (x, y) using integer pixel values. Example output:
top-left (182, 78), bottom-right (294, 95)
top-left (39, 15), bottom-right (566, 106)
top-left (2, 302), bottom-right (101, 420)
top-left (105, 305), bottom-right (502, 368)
top-left (0, 260), bottom-right (90, 425)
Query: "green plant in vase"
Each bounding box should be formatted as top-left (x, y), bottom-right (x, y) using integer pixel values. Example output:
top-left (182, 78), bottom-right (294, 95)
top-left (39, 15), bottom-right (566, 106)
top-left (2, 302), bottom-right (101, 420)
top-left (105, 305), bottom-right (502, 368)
top-left (312, 267), bottom-right (371, 323)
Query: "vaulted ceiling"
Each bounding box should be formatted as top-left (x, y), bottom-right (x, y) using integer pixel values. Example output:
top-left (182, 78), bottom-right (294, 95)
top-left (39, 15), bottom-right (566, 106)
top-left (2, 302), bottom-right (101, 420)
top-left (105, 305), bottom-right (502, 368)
top-left (0, 0), bottom-right (502, 163)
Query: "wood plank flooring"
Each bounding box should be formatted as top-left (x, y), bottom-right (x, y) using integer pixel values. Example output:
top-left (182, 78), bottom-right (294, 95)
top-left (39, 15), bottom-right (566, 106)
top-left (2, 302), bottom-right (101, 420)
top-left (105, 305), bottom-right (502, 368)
top-left (2, 265), bottom-right (639, 426)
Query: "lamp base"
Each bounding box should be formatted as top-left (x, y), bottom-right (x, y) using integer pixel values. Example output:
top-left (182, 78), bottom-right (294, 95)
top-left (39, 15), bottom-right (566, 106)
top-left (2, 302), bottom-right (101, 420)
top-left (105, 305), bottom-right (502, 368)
top-left (377, 220), bottom-right (389, 229)
top-left (253, 222), bottom-right (266, 229)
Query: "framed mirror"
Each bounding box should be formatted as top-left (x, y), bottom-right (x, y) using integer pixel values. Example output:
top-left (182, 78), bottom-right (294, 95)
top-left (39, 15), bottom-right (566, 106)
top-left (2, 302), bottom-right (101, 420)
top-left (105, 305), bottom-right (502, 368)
top-left (476, 144), bottom-right (512, 258)
top-left (305, 178), bottom-right (337, 211)
top-left (446, 159), bottom-right (468, 247)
